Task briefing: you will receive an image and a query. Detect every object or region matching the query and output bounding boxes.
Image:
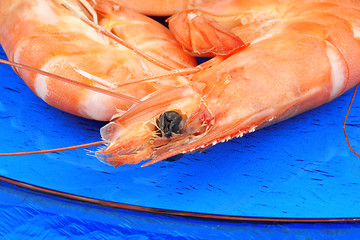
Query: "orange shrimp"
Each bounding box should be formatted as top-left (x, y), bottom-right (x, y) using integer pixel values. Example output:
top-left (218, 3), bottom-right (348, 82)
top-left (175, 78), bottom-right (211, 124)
top-left (167, 0), bottom-right (281, 55)
top-left (2, 0), bottom-right (360, 167)
top-left (168, 0), bottom-right (360, 56)
top-left (0, 0), bottom-right (196, 121)
top-left (95, 0), bottom-right (360, 166)
top-left (112, 0), bottom-right (248, 55)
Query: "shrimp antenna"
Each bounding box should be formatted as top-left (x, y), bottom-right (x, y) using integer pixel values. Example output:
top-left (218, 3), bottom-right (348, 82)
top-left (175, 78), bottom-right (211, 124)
top-left (343, 84), bottom-right (360, 157)
top-left (61, 3), bottom-right (176, 71)
top-left (0, 59), bottom-right (141, 104)
top-left (77, 0), bottom-right (98, 24)
top-left (0, 141), bottom-right (105, 156)
top-left (114, 67), bottom-right (201, 88)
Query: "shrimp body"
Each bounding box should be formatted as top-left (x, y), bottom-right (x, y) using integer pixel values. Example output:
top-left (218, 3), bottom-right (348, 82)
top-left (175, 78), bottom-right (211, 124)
top-left (0, 0), bottom-right (196, 121)
top-left (97, 0), bottom-right (360, 166)
top-left (168, 0), bottom-right (360, 55)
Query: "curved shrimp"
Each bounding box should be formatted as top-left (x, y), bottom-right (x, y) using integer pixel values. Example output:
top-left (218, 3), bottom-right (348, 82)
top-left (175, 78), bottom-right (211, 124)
top-left (167, 0), bottom-right (280, 55)
top-left (167, 0), bottom-right (360, 56)
top-left (110, 0), bottom-right (249, 56)
top-left (95, 0), bottom-right (360, 166)
top-left (0, 0), bottom-right (196, 121)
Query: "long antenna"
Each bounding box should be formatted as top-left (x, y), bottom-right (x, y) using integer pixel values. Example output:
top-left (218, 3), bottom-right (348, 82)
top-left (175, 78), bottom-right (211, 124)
top-left (343, 84), bottom-right (360, 157)
top-left (114, 67), bottom-right (201, 88)
top-left (0, 141), bottom-right (105, 156)
top-left (0, 59), bottom-right (141, 104)
top-left (62, 3), bottom-right (177, 71)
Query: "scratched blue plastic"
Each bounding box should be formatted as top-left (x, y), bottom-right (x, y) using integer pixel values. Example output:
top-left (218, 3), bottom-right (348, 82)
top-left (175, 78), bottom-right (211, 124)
top-left (1, 180), bottom-right (360, 239)
top-left (1, 45), bottom-right (360, 223)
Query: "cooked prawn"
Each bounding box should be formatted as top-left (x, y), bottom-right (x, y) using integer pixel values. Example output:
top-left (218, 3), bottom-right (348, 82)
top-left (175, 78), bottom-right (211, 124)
top-left (0, 0), bottom-right (196, 121)
top-left (1, 0), bottom-right (360, 167)
top-left (96, 0), bottom-right (360, 166)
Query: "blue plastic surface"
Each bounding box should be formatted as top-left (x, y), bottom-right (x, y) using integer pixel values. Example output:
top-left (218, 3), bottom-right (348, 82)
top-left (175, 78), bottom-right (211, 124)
top-left (1, 43), bottom-right (360, 237)
top-left (1, 180), bottom-right (359, 239)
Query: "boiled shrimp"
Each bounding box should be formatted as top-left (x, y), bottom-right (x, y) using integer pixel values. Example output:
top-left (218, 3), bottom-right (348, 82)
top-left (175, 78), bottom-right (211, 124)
top-left (0, 0), bottom-right (196, 121)
top-left (2, 0), bottom-right (360, 167)
top-left (95, 0), bottom-right (360, 166)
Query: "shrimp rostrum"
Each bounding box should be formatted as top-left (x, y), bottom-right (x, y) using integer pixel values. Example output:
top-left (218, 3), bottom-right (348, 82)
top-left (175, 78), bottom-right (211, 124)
top-left (2, 0), bottom-right (360, 167)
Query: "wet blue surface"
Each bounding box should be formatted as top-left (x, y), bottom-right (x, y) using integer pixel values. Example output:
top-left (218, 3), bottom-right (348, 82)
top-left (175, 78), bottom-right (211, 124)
top-left (1, 45), bottom-right (360, 238)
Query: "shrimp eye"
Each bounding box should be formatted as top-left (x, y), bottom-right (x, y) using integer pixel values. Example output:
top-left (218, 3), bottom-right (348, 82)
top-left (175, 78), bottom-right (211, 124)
top-left (157, 111), bottom-right (184, 138)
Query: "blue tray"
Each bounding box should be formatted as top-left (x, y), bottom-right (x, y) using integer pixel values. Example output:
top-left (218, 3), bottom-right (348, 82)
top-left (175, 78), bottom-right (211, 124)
top-left (1, 45), bottom-right (360, 238)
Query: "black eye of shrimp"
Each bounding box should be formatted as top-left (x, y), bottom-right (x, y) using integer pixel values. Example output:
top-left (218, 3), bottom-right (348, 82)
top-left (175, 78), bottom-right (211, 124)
top-left (157, 111), bottom-right (184, 138)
